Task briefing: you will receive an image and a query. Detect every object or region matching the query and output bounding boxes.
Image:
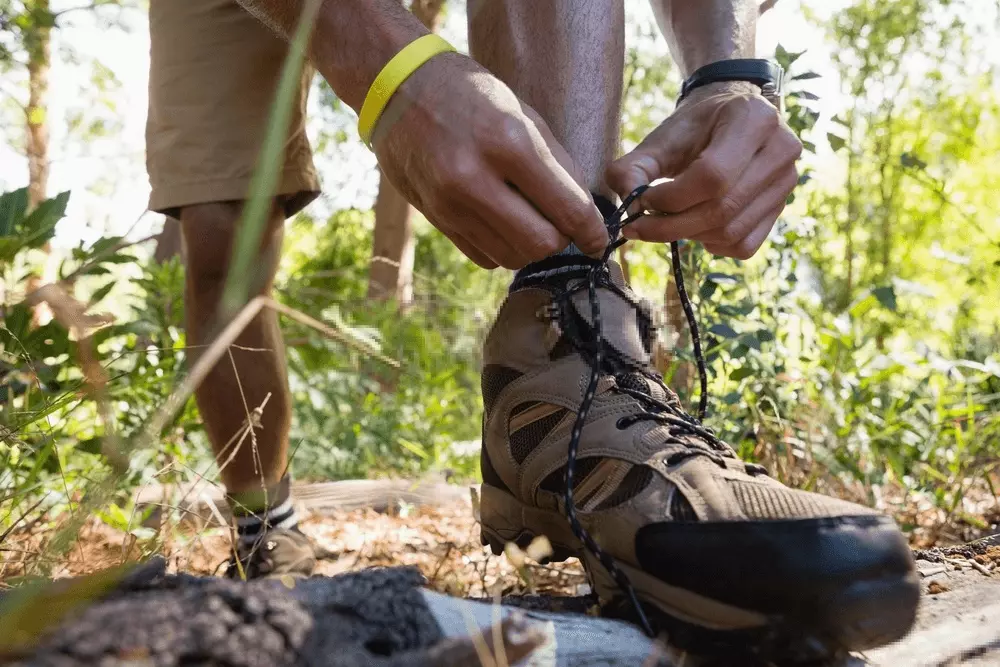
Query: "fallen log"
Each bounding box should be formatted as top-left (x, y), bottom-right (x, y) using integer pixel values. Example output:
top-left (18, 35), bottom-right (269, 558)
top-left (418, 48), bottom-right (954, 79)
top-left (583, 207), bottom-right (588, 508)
top-left (4, 539), bottom-right (999, 667)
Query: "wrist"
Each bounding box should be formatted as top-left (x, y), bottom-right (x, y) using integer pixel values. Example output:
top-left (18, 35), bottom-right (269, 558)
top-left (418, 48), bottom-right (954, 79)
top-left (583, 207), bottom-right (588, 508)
top-left (678, 58), bottom-right (784, 110)
top-left (309, 0), bottom-right (429, 112)
top-left (677, 80), bottom-right (758, 105)
top-left (358, 34), bottom-right (457, 146)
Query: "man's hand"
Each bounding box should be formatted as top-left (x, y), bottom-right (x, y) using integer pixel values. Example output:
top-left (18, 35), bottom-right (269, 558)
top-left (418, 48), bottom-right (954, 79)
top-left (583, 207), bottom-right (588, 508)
top-left (606, 81), bottom-right (802, 260)
top-left (373, 53), bottom-right (608, 270)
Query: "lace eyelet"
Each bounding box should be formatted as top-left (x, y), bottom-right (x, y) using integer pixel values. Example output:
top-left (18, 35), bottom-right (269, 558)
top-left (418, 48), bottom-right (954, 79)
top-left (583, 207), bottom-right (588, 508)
top-left (664, 452), bottom-right (685, 467)
top-left (616, 417), bottom-right (630, 430)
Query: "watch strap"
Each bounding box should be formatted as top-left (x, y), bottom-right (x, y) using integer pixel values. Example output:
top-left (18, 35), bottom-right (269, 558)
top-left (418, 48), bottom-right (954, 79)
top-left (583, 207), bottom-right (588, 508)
top-left (679, 59), bottom-right (784, 111)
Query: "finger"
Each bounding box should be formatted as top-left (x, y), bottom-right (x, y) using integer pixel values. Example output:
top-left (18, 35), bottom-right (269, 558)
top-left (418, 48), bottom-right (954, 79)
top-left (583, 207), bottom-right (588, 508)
top-left (475, 183), bottom-right (571, 264)
top-left (640, 98), bottom-right (782, 214)
top-left (446, 227), bottom-right (499, 269)
top-left (690, 167), bottom-right (798, 249)
top-left (497, 116), bottom-right (609, 257)
top-left (520, 103), bottom-right (593, 194)
top-left (621, 131), bottom-right (800, 243)
top-left (702, 205), bottom-right (782, 260)
top-left (451, 203), bottom-right (535, 270)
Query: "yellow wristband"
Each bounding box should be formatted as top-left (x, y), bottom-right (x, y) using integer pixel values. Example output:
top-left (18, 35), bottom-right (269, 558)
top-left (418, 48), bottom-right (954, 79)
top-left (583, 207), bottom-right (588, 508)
top-left (358, 34), bottom-right (456, 147)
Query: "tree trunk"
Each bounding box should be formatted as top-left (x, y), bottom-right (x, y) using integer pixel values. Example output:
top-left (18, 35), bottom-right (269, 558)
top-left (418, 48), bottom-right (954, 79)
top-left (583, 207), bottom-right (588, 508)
top-left (367, 0), bottom-right (446, 307)
top-left (368, 175), bottom-right (417, 304)
top-left (24, 0), bottom-right (54, 327)
top-left (25, 0), bottom-right (51, 211)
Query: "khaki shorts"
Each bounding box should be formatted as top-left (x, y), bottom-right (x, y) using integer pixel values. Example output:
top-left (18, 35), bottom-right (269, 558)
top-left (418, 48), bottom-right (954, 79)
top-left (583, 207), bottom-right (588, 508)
top-left (146, 0), bottom-right (321, 219)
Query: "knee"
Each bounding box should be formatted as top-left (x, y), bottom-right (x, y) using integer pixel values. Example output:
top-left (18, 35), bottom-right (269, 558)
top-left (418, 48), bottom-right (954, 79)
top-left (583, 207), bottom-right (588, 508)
top-left (181, 200), bottom-right (283, 286)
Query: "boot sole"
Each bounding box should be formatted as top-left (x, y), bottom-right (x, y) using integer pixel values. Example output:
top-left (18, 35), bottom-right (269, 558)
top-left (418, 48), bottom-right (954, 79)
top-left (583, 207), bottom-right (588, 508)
top-left (479, 484), bottom-right (920, 660)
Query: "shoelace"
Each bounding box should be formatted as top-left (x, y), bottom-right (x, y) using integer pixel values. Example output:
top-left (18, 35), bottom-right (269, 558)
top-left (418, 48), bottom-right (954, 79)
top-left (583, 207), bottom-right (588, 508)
top-left (560, 184), bottom-right (715, 637)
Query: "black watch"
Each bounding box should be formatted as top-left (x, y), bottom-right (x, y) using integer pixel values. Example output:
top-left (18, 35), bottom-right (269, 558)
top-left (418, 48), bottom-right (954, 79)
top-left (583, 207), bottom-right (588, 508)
top-left (679, 59), bottom-right (785, 111)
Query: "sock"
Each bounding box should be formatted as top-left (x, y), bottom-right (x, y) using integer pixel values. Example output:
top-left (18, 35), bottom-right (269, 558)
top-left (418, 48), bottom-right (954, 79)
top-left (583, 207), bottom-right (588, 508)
top-left (227, 475), bottom-right (300, 547)
top-left (511, 193), bottom-right (618, 291)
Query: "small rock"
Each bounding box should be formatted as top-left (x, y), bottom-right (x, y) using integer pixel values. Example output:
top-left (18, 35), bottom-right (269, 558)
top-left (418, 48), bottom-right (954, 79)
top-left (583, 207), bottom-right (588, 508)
top-left (928, 580), bottom-right (950, 595)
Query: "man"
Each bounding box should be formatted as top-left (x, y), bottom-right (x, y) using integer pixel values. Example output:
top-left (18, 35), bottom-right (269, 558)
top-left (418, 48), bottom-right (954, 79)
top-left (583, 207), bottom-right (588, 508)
top-left (146, 0), bottom-right (919, 654)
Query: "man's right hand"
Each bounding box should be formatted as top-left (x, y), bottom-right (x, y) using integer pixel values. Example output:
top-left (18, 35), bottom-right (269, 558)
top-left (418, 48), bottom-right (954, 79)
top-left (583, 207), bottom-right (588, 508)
top-left (371, 53), bottom-right (608, 270)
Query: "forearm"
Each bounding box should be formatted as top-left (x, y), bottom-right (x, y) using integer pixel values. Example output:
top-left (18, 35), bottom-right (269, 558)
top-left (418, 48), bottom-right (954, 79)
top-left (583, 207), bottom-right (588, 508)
top-left (236, 0), bottom-right (429, 111)
top-left (651, 0), bottom-right (757, 76)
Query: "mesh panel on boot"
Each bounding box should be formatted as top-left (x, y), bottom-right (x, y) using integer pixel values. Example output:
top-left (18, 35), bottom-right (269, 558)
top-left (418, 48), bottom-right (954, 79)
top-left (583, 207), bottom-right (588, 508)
top-left (482, 365), bottom-right (523, 414)
top-left (594, 466), bottom-right (654, 510)
top-left (731, 481), bottom-right (873, 520)
top-left (509, 407), bottom-right (567, 464)
top-left (540, 458), bottom-right (602, 492)
top-left (670, 490), bottom-right (699, 521)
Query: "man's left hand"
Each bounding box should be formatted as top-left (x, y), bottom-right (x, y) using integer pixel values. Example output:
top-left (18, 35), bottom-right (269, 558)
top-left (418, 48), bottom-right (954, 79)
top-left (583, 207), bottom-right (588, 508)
top-left (606, 81), bottom-right (802, 260)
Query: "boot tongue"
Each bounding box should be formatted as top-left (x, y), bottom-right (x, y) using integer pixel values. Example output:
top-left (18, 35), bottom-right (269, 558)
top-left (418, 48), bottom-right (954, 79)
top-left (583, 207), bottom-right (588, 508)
top-left (616, 371), bottom-right (671, 404)
top-left (567, 261), bottom-right (651, 367)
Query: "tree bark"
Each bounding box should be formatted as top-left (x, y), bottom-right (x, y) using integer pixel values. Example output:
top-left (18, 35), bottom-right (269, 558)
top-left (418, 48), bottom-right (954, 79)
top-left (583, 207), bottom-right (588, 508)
top-left (25, 0), bottom-right (51, 211)
top-left (367, 0), bottom-right (446, 307)
top-left (369, 175), bottom-right (417, 304)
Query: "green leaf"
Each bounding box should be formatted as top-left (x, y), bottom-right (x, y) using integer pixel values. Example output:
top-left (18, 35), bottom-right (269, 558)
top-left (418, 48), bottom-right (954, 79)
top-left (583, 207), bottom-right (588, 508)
top-left (0, 188), bottom-right (29, 236)
top-left (398, 438), bottom-right (429, 459)
top-left (221, 0), bottom-right (324, 316)
top-left (831, 114), bottom-right (850, 128)
top-left (755, 329), bottom-right (775, 343)
top-left (77, 438), bottom-right (104, 455)
top-left (788, 90), bottom-right (820, 101)
top-left (849, 294), bottom-right (878, 318)
top-left (774, 44), bottom-right (805, 68)
top-left (706, 272), bottom-right (740, 286)
top-left (89, 235), bottom-right (124, 254)
top-left (792, 71), bottom-right (821, 80)
top-left (709, 323), bottom-right (738, 339)
top-left (18, 191), bottom-right (70, 249)
top-left (699, 281), bottom-right (718, 300)
top-left (89, 281), bottom-right (116, 304)
top-left (722, 391), bottom-right (742, 405)
top-left (730, 367), bottom-right (754, 381)
top-left (873, 285), bottom-right (897, 311)
top-left (827, 133), bottom-right (847, 152)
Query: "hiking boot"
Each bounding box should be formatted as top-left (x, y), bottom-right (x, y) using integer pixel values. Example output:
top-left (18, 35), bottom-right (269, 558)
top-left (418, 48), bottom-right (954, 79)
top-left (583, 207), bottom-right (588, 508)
top-left (478, 260), bottom-right (919, 657)
top-left (225, 528), bottom-right (317, 580)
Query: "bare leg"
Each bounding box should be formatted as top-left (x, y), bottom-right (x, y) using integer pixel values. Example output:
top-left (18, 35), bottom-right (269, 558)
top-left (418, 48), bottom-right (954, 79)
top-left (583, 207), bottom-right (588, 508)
top-left (468, 0), bottom-right (625, 197)
top-left (180, 201), bottom-right (291, 494)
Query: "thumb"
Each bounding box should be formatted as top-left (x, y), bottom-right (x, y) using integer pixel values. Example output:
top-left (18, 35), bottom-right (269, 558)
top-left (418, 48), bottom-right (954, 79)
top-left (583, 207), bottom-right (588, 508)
top-left (606, 115), bottom-right (705, 207)
top-left (606, 151), bottom-right (659, 206)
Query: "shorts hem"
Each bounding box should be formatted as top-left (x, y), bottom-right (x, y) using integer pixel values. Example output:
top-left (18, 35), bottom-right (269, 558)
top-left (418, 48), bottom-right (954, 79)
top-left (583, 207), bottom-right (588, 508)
top-left (149, 169), bottom-right (321, 220)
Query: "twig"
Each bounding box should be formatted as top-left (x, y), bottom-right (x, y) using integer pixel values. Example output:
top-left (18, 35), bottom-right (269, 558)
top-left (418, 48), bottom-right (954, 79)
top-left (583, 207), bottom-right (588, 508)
top-left (968, 559), bottom-right (993, 577)
top-left (759, 0), bottom-right (780, 14)
top-left (266, 298), bottom-right (399, 367)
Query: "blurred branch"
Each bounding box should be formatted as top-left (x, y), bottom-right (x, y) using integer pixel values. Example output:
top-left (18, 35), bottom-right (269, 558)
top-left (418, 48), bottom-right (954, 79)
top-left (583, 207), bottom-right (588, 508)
top-left (901, 169), bottom-right (999, 247)
top-left (759, 0), bottom-right (780, 15)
